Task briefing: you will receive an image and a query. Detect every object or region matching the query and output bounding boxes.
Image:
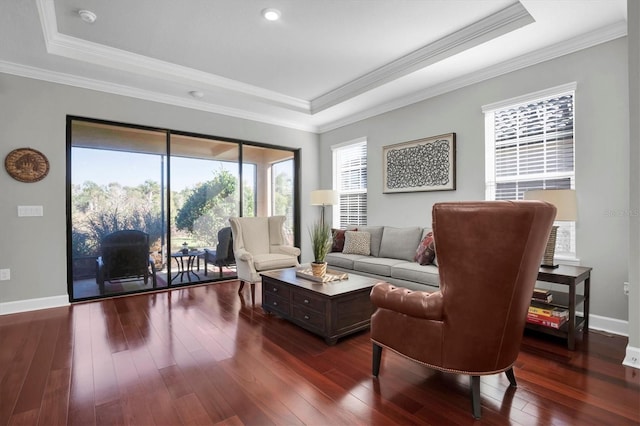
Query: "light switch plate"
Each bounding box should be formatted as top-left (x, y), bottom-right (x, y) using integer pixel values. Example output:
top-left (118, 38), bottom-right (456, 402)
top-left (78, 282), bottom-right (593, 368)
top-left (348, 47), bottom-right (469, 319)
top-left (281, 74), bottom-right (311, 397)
top-left (17, 205), bottom-right (43, 217)
top-left (0, 269), bottom-right (10, 281)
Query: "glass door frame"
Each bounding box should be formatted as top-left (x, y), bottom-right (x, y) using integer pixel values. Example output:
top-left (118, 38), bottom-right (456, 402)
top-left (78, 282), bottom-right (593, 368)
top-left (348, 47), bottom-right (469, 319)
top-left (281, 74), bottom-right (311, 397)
top-left (66, 116), bottom-right (300, 302)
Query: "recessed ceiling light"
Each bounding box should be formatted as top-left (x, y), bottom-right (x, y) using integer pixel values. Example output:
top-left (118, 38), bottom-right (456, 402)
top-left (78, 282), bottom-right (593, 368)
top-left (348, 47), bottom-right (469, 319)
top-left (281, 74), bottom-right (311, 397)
top-left (189, 90), bottom-right (204, 99)
top-left (78, 9), bottom-right (97, 24)
top-left (262, 8), bottom-right (281, 21)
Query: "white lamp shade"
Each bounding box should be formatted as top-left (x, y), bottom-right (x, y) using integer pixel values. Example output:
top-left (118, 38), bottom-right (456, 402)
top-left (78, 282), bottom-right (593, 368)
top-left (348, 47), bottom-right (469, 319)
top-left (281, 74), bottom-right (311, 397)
top-left (310, 190), bottom-right (339, 206)
top-left (524, 189), bottom-right (577, 221)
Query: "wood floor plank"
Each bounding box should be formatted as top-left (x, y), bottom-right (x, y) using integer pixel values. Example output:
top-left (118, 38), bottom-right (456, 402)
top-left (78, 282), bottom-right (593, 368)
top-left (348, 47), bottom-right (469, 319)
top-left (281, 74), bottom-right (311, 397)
top-left (37, 367), bottom-right (70, 426)
top-left (94, 400), bottom-right (124, 426)
top-left (0, 316), bottom-right (43, 426)
top-left (7, 408), bottom-right (39, 426)
top-left (174, 393), bottom-right (214, 425)
top-left (0, 280), bottom-right (638, 426)
top-left (11, 315), bottom-right (60, 414)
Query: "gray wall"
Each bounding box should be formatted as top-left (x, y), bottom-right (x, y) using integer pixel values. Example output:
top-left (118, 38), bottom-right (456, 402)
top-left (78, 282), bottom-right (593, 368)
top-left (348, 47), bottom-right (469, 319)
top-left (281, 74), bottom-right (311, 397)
top-left (0, 74), bottom-right (319, 305)
top-left (320, 38), bottom-right (631, 325)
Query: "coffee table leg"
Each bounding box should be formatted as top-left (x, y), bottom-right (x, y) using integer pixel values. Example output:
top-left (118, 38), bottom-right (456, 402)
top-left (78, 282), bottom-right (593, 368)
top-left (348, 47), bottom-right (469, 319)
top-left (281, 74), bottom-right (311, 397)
top-left (325, 337), bottom-right (338, 345)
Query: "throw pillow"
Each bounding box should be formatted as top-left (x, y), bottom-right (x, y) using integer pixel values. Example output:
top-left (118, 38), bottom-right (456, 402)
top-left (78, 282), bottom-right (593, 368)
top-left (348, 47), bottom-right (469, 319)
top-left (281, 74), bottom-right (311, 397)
top-left (414, 232), bottom-right (436, 265)
top-left (342, 231), bottom-right (371, 255)
top-left (331, 228), bottom-right (353, 252)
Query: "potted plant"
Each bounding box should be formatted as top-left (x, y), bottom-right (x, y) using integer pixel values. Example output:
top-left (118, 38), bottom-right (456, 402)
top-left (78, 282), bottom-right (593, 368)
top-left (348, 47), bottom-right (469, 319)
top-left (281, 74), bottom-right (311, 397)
top-left (309, 221), bottom-right (332, 277)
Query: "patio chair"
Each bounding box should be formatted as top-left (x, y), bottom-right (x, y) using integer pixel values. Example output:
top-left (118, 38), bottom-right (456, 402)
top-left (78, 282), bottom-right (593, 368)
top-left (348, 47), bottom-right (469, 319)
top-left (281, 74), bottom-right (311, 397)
top-left (204, 226), bottom-right (236, 277)
top-left (96, 230), bottom-right (157, 294)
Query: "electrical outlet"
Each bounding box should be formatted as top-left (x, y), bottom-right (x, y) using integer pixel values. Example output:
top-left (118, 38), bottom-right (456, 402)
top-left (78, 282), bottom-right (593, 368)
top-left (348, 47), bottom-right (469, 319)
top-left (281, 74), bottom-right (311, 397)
top-left (623, 281), bottom-right (629, 296)
top-left (0, 269), bottom-right (10, 281)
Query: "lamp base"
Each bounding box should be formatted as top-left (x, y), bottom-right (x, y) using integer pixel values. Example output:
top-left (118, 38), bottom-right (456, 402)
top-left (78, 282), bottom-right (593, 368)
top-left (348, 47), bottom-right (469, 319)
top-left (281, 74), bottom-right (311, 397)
top-left (541, 225), bottom-right (559, 269)
top-left (540, 263), bottom-right (559, 269)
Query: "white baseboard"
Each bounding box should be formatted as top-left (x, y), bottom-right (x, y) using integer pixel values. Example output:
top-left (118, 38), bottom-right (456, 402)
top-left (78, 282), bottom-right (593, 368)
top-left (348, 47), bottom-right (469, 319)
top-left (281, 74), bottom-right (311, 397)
top-left (0, 295), bottom-right (69, 315)
top-left (623, 346), bottom-right (640, 369)
top-left (580, 311), bottom-right (628, 336)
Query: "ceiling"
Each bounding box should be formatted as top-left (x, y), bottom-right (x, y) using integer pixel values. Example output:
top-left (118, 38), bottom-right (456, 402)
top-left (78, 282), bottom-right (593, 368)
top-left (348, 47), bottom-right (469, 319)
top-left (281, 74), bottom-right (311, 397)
top-left (0, 0), bottom-right (628, 133)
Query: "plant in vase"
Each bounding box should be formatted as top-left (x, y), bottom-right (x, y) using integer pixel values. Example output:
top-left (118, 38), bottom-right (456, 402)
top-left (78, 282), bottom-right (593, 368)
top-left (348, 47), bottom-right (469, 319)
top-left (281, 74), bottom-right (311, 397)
top-left (309, 221), bottom-right (332, 277)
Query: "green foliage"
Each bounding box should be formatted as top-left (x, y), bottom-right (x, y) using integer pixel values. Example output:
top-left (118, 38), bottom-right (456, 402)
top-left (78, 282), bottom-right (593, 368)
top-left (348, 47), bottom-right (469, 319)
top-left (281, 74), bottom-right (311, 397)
top-left (175, 170), bottom-right (238, 245)
top-left (243, 184), bottom-right (255, 216)
top-left (273, 171), bottom-right (292, 217)
top-left (71, 168), bottom-right (241, 257)
top-left (309, 221), bottom-right (332, 263)
top-left (71, 179), bottom-right (165, 256)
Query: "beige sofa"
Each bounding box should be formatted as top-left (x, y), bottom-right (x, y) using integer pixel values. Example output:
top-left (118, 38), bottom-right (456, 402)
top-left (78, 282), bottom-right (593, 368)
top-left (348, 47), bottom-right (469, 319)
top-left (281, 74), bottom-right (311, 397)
top-left (325, 225), bottom-right (439, 292)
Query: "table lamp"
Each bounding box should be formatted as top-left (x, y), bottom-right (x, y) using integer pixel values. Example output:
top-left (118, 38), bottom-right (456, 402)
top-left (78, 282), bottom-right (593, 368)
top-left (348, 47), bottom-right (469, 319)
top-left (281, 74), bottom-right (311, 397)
top-left (524, 189), bottom-right (577, 268)
top-left (310, 189), bottom-right (339, 227)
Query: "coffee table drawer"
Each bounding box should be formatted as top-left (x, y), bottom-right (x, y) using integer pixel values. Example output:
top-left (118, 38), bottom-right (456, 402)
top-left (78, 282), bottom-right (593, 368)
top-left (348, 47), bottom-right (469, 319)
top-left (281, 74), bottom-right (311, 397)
top-left (292, 306), bottom-right (325, 332)
top-left (292, 291), bottom-right (326, 313)
top-left (264, 292), bottom-right (289, 314)
top-left (263, 279), bottom-right (291, 298)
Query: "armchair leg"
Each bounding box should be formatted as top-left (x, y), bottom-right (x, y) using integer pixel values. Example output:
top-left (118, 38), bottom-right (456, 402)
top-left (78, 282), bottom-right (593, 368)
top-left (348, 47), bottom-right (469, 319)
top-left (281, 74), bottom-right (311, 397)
top-left (372, 343), bottom-right (383, 376)
top-left (505, 367), bottom-right (517, 387)
top-left (238, 281), bottom-right (256, 305)
top-left (470, 375), bottom-right (481, 419)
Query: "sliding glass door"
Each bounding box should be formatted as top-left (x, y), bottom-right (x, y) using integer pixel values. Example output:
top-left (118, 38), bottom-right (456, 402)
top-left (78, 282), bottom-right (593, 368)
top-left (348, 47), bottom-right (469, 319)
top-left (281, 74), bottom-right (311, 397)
top-left (68, 117), bottom-right (299, 301)
top-left (69, 120), bottom-right (168, 298)
top-left (168, 134), bottom-right (239, 285)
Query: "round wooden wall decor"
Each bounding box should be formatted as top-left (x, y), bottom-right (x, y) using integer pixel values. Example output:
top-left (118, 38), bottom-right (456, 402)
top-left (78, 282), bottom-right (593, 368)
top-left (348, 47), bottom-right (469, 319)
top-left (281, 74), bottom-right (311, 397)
top-left (4, 148), bottom-right (50, 183)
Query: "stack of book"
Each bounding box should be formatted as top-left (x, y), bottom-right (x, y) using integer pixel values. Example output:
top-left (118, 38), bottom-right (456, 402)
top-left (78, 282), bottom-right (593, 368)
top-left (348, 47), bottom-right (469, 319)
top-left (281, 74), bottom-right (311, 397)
top-left (527, 305), bottom-right (569, 329)
top-left (532, 288), bottom-right (553, 303)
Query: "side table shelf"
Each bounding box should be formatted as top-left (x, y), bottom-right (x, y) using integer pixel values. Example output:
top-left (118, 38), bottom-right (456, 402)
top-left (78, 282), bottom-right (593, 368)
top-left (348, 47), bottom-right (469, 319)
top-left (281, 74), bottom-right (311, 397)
top-left (527, 265), bottom-right (592, 350)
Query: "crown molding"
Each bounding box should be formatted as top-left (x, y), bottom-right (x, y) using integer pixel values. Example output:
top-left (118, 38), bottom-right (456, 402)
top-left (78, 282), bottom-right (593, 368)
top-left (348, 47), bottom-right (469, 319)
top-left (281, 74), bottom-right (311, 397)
top-left (317, 20), bottom-right (627, 133)
top-left (0, 60), bottom-right (318, 133)
top-left (310, 2), bottom-right (534, 114)
top-left (35, 0), bottom-right (310, 113)
top-left (19, 1), bottom-right (630, 135)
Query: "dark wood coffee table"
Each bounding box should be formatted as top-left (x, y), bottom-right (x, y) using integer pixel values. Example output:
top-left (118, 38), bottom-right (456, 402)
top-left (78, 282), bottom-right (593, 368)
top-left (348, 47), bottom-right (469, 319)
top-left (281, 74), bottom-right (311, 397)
top-left (261, 268), bottom-right (381, 345)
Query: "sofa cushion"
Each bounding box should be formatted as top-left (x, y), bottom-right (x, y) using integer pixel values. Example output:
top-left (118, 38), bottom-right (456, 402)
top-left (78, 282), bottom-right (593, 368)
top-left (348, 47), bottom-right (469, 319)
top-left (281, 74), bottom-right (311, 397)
top-left (391, 262), bottom-right (440, 287)
top-left (331, 228), bottom-right (349, 252)
top-left (253, 253), bottom-right (298, 271)
top-left (415, 231), bottom-right (436, 265)
top-left (379, 226), bottom-right (422, 261)
top-left (356, 226), bottom-right (384, 257)
top-left (353, 257), bottom-right (406, 277)
top-left (343, 231), bottom-right (371, 255)
top-left (325, 252), bottom-right (366, 269)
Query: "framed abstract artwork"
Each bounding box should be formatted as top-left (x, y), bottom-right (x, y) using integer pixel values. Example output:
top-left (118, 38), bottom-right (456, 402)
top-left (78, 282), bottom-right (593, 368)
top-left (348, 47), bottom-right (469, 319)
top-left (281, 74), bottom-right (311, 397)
top-left (383, 133), bottom-right (456, 193)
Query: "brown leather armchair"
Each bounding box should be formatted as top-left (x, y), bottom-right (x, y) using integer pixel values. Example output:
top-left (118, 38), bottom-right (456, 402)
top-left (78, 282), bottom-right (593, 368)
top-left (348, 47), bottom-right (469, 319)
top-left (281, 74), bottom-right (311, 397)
top-left (370, 201), bottom-right (556, 419)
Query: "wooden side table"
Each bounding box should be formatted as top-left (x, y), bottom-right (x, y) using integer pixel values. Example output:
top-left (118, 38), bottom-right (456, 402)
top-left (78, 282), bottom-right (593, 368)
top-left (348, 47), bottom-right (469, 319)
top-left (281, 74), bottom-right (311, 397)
top-left (527, 265), bottom-right (592, 350)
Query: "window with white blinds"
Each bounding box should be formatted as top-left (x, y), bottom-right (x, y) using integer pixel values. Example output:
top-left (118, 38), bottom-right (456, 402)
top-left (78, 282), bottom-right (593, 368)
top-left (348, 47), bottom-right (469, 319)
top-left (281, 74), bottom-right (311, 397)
top-left (333, 140), bottom-right (367, 228)
top-left (484, 84), bottom-right (576, 256)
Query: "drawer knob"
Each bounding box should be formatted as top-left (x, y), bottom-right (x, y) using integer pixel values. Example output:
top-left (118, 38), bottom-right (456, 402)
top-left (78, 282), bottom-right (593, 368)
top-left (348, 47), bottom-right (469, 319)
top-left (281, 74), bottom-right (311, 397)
top-left (273, 301), bottom-right (278, 306)
top-left (304, 315), bottom-right (310, 320)
top-left (272, 287), bottom-right (278, 292)
top-left (304, 299), bottom-right (310, 304)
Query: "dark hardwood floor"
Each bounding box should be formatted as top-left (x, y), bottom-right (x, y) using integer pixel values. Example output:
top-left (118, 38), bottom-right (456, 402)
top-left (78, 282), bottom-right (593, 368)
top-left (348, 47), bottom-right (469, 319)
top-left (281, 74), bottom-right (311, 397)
top-left (1, 281), bottom-right (638, 425)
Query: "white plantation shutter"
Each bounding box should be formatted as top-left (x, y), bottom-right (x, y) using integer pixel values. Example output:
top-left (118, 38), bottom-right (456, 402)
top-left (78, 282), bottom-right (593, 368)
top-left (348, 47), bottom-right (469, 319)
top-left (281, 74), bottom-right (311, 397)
top-left (490, 93), bottom-right (574, 199)
top-left (333, 140), bottom-right (367, 227)
top-left (484, 84), bottom-right (576, 256)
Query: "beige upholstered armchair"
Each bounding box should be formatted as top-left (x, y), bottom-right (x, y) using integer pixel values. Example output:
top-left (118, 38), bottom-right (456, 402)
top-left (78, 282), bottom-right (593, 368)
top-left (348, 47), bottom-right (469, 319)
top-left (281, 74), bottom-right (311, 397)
top-left (370, 201), bottom-right (556, 419)
top-left (229, 216), bottom-right (300, 304)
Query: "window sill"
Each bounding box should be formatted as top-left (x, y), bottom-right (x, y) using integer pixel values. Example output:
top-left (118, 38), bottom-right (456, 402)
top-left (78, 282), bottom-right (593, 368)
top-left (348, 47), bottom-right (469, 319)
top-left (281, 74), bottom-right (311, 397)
top-left (553, 255), bottom-right (581, 266)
